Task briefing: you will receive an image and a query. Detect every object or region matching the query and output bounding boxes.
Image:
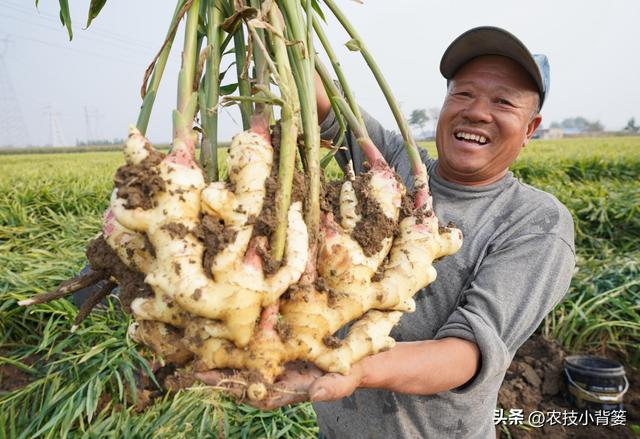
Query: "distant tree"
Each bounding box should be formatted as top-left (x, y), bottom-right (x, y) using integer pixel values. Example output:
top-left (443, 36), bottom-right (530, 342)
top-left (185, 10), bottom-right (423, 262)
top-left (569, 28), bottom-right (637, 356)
top-left (428, 107), bottom-right (440, 135)
top-left (624, 117), bottom-right (639, 133)
top-left (560, 116), bottom-right (589, 131)
top-left (409, 109), bottom-right (429, 137)
top-left (584, 120), bottom-right (604, 132)
top-left (554, 116), bottom-right (603, 132)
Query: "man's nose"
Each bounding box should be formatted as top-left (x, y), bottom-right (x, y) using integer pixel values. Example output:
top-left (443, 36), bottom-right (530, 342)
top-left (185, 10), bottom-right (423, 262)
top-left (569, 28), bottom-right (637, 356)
top-left (462, 97), bottom-right (492, 123)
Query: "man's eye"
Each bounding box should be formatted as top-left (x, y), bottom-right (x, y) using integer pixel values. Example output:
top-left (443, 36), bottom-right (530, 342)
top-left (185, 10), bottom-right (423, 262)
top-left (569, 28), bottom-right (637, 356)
top-left (454, 91), bottom-right (472, 98)
top-left (496, 98), bottom-right (514, 106)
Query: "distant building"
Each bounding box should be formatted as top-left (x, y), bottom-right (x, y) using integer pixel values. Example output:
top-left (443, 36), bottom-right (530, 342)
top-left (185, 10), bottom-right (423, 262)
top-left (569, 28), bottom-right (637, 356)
top-left (534, 128), bottom-right (564, 139)
top-left (537, 128), bottom-right (565, 139)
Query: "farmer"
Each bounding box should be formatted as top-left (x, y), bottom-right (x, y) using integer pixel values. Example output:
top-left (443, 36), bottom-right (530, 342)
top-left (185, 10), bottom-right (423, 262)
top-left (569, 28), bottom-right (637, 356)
top-left (207, 26), bottom-right (575, 438)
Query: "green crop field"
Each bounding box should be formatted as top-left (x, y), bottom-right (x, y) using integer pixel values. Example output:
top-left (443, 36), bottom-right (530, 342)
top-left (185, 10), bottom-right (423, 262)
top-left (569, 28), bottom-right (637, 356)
top-left (1, 137), bottom-right (639, 437)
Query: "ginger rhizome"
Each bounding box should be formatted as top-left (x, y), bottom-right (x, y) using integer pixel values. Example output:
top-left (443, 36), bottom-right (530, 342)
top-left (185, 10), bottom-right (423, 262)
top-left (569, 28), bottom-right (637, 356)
top-left (21, 124), bottom-right (461, 400)
top-left (21, 123), bottom-right (462, 401)
top-left (19, 0), bottom-right (463, 403)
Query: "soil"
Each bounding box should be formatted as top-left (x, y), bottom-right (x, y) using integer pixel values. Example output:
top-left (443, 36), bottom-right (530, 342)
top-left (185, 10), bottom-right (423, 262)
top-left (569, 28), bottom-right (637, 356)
top-left (192, 214), bottom-right (237, 278)
top-left (85, 236), bottom-right (154, 313)
top-left (113, 147), bottom-right (166, 210)
top-left (320, 177), bottom-right (343, 221)
top-left (399, 189), bottom-right (416, 221)
top-left (498, 335), bottom-right (639, 438)
top-left (351, 172), bottom-right (396, 257)
top-left (160, 222), bottom-right (190, 240)
top-left (0, 354), bottom-right (37, 393)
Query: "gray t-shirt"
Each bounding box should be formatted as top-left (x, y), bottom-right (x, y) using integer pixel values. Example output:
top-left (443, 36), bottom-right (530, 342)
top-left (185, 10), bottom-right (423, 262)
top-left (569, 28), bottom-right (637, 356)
top-left (313, 109), bottom-right (576, 438)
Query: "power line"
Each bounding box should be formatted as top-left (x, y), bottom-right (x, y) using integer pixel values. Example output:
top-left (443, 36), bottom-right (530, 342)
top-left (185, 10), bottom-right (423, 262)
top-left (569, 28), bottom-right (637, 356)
top-left (0, 37), bottom-right (31, 147)
top-left (2, 31), bottom-right (149, 65)
top-left (2, 0), bottom-right (164, 52)
top-left (0, 11), bottom-right (181, 63)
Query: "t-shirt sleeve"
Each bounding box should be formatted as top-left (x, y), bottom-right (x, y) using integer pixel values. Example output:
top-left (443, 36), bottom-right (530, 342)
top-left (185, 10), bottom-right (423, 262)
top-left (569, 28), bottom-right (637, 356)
top-left (433, 232), bottom-right (576, 393)
top-left (319, 107), bottom-right (430, 189)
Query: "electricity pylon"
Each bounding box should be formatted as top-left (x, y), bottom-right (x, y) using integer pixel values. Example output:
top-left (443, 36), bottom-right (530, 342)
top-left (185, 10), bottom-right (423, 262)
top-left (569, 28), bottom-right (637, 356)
top-left (0, 37), bottom-right (31, 147)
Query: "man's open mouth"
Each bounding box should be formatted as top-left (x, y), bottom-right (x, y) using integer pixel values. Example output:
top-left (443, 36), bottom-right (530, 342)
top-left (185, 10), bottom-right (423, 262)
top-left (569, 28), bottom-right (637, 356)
top-left (454, 131), bottom-right (489, 145)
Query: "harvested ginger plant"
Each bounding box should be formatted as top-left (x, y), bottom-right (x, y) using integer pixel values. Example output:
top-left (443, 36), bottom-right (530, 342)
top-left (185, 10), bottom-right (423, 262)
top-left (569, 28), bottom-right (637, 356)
top-left (20, 0), bottom-right (462, 403)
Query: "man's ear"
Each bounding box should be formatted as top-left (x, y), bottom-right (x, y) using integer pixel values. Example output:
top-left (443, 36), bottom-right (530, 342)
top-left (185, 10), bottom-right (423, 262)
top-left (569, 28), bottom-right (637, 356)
top-left (523, 114), bottom-right (542, 147)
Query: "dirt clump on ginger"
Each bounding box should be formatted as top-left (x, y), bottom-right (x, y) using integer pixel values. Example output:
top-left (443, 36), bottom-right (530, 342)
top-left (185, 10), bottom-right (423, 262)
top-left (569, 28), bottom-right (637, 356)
top-left (320, 177), bottom-right (343, 220)
top-left (85, 236), bottom-right (153, 312)
top-left (399, 190), bottom-right (416, 221)
top-left (250, 173), bottom-right (280, 275)
top-left (291, 170), bottom-right (307, 205)
top-left (498, 335), bottom-right (639, 439)
top-left (114, 150), bottom-right (166, 210)
top-left (351, 172), bottom-right (396, 256)
top-left (192, 215), bottom-right (237, 277)
top-left (160, 222), bottom-right (190, 240)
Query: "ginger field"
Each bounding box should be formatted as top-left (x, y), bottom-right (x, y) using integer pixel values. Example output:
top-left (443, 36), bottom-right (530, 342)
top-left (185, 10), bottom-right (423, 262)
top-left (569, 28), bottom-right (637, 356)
top-left (1, 136), bottom-right (639, 437)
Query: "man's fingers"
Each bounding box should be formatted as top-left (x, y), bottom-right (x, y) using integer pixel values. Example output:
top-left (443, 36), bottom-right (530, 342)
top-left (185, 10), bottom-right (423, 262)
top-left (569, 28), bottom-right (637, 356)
top-left (248, 391), bottom-right (309, 411)
top-left (194, 363), bottom-right (327, 409)
top-left (194, 370), bottom-right (225, 385)
top-left (195, 370), bottom-right (249, 400)
top-left (308, 372), bottom-right (356, 402)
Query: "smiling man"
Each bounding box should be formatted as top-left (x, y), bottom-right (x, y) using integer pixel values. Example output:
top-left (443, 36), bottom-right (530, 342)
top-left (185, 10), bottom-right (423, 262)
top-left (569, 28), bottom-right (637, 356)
top-left (194, 26), bottom-right (577, 438)
top-left (305, 27), bottom-right (576, 438)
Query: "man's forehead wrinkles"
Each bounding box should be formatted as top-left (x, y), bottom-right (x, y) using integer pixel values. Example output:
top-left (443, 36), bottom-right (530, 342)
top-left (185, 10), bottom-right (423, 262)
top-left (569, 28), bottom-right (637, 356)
top-left (451, 80), bottom-right (530, 98)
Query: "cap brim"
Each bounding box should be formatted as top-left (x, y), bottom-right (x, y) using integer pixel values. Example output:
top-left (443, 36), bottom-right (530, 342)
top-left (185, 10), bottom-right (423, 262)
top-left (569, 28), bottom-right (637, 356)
top-left (440, 26), bottom-right (544, 101)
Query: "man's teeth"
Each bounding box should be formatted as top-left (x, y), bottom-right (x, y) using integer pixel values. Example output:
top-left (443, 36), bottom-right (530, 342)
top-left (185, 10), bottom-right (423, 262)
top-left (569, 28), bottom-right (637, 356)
top-left (455, 132), bottom-right (487, 144)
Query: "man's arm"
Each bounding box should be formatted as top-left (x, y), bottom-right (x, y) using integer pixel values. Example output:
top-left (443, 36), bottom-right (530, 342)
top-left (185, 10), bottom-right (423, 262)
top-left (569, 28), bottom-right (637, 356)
top-left (309, 337), bottom-right (480, 401)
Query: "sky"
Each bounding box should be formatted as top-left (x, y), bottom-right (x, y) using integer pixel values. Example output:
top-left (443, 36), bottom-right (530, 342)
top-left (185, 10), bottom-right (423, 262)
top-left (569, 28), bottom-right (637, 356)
top-left (0, 0), bottom-right (639, 147)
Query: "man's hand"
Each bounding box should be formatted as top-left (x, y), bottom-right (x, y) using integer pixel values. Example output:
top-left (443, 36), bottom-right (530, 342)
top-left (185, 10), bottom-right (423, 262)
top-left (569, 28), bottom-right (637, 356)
top-left (195, 337), bottom-right (479, 409)
top-left (195, 362), bottom-right (324, 411)
top-left (308, 362), bottom-right (364, 402)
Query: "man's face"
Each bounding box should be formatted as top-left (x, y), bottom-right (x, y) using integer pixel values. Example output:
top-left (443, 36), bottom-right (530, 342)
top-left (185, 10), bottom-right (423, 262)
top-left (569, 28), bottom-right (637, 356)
top-left (435, 55), bottom-right (542, 186)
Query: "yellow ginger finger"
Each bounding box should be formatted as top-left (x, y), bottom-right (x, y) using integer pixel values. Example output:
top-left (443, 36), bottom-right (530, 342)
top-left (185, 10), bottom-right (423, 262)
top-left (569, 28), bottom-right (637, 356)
top-left (367, 167), bottom-right (404, 219)
top-left (373, 217), bottom-right (463, 311)
top-left (201, 131), bottom-right (272, 226)
top-left (339, 181), bottom-right (360, 232)
top-left (102, 209), bottom-right (154, 274)
top-left (209, 226), bottom-right (253, 275)
top-left (128, 321), bottom-right (193, 365)
top-left (314, 310), bottom-right (402, 374)
top-left (123, 124), bottom-right (154, 165)
top-left (280, 286), bottom-right (366, 360)
top-left (261, 202), bottom-right (309, 305)
top-left (189, 304), bottom-right (290, 400)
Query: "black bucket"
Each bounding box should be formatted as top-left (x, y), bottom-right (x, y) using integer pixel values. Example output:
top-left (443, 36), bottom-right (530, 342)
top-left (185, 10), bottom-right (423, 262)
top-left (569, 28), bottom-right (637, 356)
top-left (564, 355), bottom-right (629, 411)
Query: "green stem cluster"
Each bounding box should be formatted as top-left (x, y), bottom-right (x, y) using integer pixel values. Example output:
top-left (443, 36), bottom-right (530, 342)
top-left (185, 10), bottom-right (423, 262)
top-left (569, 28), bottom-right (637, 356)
top-left (131, 0), bottom-right (423, 258)
top-left (200, 2), bottom-right (223, 181)
top-left (320, 0), bottom-right (429, 198)
top-left (268, 2), bottom-right (300, 261)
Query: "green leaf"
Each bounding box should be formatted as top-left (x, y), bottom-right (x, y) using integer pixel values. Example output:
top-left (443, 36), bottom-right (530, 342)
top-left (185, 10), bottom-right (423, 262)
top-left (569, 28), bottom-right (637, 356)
top-left (85, 0), bottom-right (107, 29)
top-left (218, 61), bottom-right (237, 82)
top-left (58, 0), bottom-right (73, 40)
top-left (308, 0), bottom-right (326, 22)
top-left (345, 38), bottom-right (361, 52)
top-left (220, 83), bottom-right (238, 96)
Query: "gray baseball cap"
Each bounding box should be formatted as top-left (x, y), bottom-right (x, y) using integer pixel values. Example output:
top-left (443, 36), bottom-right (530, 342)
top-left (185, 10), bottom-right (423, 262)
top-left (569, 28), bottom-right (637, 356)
top-left (440, 26), bottom-right (550, 109)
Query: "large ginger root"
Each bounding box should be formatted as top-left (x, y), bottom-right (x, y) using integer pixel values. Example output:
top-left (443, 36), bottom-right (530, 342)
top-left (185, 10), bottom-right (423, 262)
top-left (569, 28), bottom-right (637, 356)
top-left (20, 125), bottom-right (462, 402)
